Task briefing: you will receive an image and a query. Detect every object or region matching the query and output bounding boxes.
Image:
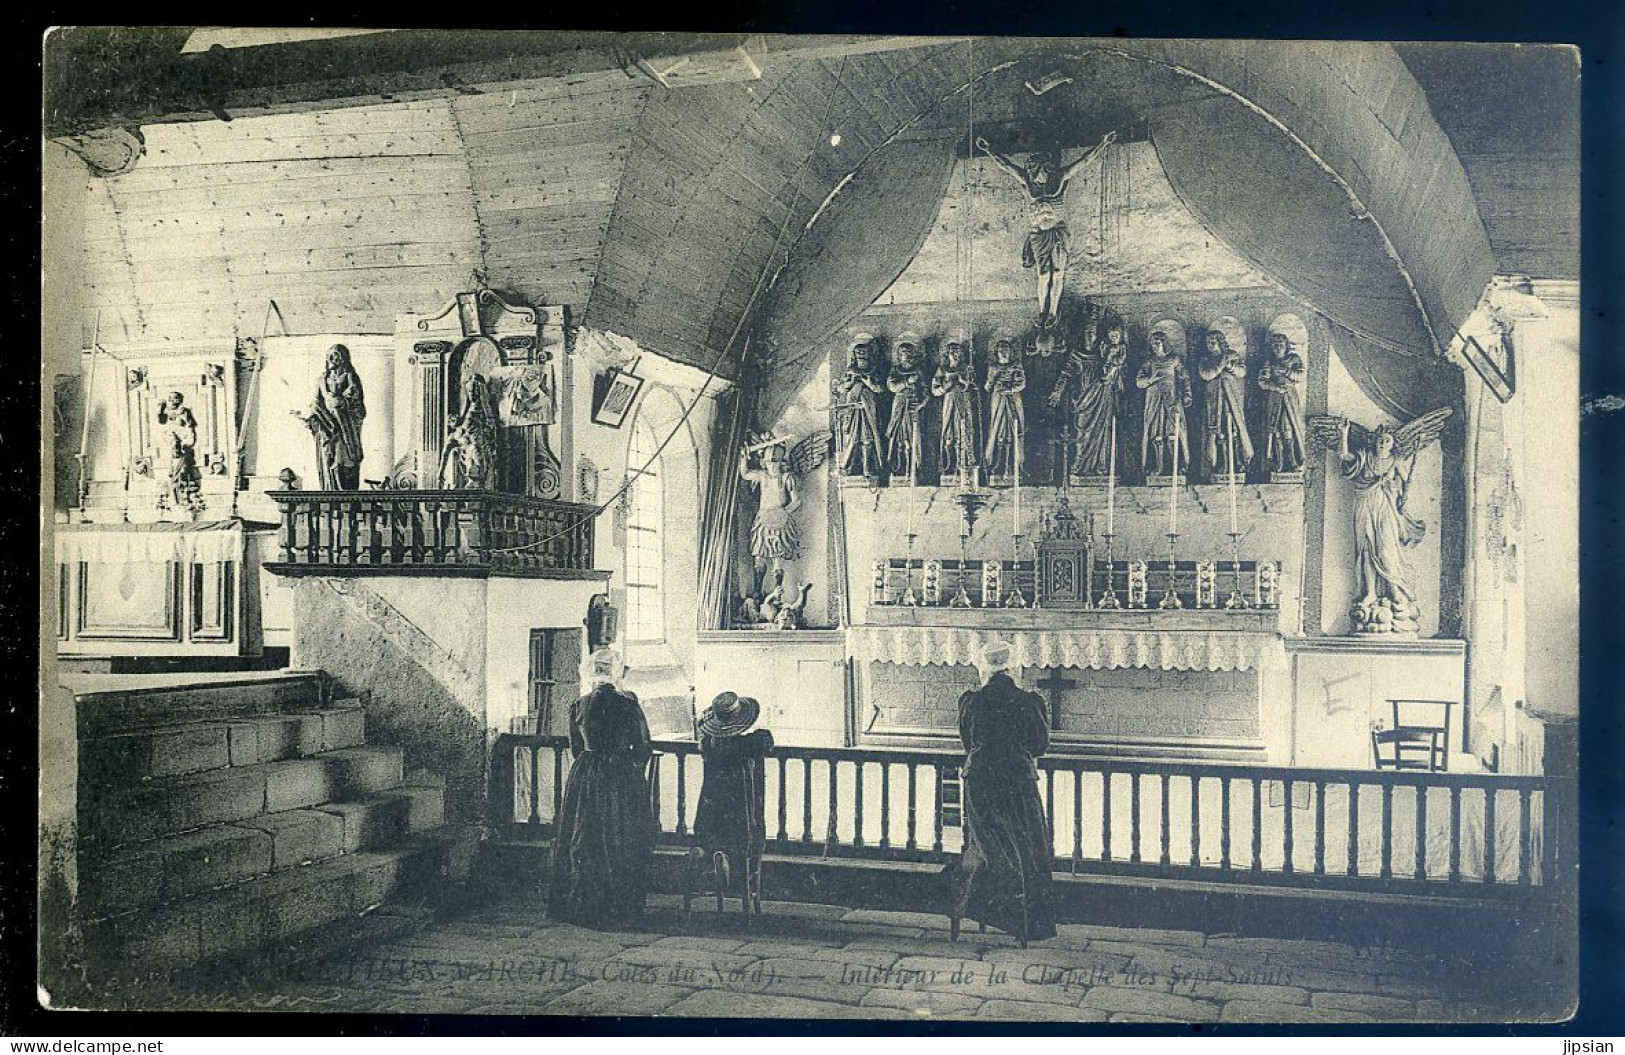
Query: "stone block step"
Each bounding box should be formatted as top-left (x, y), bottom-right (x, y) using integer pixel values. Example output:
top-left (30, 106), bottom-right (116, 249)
top-left (80, 745), bottom-right (405, 851)
top-left (318, 786), bottom-right (446, 853)
top-left (69, 671), bottom-right (329, 739)
top-left (79, 704), bottom-right (367, 786)
top-left (84, 832), bottom-right (470, 983)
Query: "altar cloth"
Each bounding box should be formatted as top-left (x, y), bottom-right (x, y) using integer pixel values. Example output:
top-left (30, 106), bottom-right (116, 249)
top-left (847, 624), bottom-right (1273, 672)
top-left (54, 521), bottom-right (244, 565)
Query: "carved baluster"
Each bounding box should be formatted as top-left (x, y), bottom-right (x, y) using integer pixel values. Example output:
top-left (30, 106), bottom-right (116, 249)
top-left (906, 763), bottom-right (918, 851)
top-left (1190, 775), bottom-right (1201, 867)
top-left (1159, 772), bottom-right (1171, 866)
top-left (932, 766), bottom-right (945, 853)
top-left (1348, 783), bottom-right (1361, 876)
top-left (1129, 773), bottom-right (1141, 864)
top-left (1074, 771), bottom-right (1084, 871)
top-left (827, 759), bottom-right (840, 846)
top-left (1483, 788), bottom-right (1497, 884)
top-left (1449, 785), bottom-right (1462, 881)
top-left (1381, 783), bottom-right (1394, 879)
top-left (305, 500), bottom-right (320, 563)
top-left (279, 499), bottom-right (296, 562)
top-left (1251, 778), bottom-right (1263, 871)
top-left (853, 760), bottom-right (865, 847)
top-left (1220, 775), bottom-right (1232, 869)
top-left (1518, 787), bottom-right (1533, 885)
top-left (675, 752), bottom-right (688, 836)
top-left (802, 757), bottom-right (814, 844)
top-left (1101, 769), bottom-right (1113, 862)
top-left (776, 756), bottom-right (788, 842)
top-left (1313, 780), bottom-right (1327, 875)
top-left (879, 762), bottom-right (890, 849)
top-left (1415, 785), bottom-right (1429, 881)
top-left (369, 500), bottom-right (383, 565)
top-left (1282, 777), bottom-right (1295, 874)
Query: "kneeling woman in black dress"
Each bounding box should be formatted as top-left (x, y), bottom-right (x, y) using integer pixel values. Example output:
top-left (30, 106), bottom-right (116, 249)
top-left (693, 693), bottom-right (774, 893)
top-left (942, 641), bottom-right (1057, 945)
top-left (547, 648), bottom-right (656, 928)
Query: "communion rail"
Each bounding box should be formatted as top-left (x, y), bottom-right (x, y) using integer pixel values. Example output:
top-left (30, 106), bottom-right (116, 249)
top-left (266, 490), bottom-right (599, 577)
top-left (491, 735), bottom-right (1557, 899)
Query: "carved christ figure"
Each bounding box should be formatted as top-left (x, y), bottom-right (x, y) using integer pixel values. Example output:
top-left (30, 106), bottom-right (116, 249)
top-left (983, 336), bottom-right (1027, 480)
top-left (932, 332), bottom-right (979, 482)
top-left (1197, 329), bottom-right (1254, 476)
top-left (1309, 408), bottom-right (1453, 636)
top-left (976, 131), bottom-right (1117, 330)
top-left (832, 334), bottom-right (886, 479)
top-left (1048, 314), bottom-right (1127, 476)
top-left (885, 333), bottom-right (928, 481)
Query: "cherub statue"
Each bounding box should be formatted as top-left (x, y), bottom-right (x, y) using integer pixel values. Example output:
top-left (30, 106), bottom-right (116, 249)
top-left (832, 334), bottom-right (886, 479)
top-left (976, 130), bottom-right (1117, 330)
top-left (1308, 407), bottom-right (1453, 635)
top-left (738, 430), bottom-right (831, 598)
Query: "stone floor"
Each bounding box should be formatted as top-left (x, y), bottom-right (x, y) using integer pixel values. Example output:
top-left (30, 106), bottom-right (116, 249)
top-left (148, 893), bottom-right (1513, 1023)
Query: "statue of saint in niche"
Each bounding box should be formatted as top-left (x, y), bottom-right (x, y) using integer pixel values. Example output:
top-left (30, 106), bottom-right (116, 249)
top-left (1309, 407), bottom-right (1453, 636)
top-left (832, 334), bottom-right (887, 480)
top-left (738, 432), bottom-right (829, 600)
top-left (1136, 325), bottom-right (1192, 477)
top-left (885, 333), bottom-right (929, 483)
top-left (1257, 324), bottom-right (1308, 474)
top-left (1048, 311), bottom-right (1127, 478)
top-left (983, 335), bottom-right (1027, 482)
top-left (157, 391), bottom-right (204, 515)
top-left (1197, 324), bottom-right (1254, 478)
top-left (932, 331), bottom-right (980, 484)
top-left (976, 131), bottom-right (1117, 332)
top-left (440, 374), bottom-right (499, 490)
top-left (295, 343), bottom-right (367, 491)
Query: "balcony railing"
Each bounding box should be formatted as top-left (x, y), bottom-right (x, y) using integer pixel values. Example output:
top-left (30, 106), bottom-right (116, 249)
top-left (492, 735), bottom-right (1557, 898)
top-left (266, 490), bottom-right (601, 578)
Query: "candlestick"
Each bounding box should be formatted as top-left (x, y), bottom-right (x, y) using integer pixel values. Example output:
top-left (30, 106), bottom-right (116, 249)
top-left (1004, 534), bottom-right (1028, 608)
top-left (901, 532), bottom-right (919, 607)
top-left (1098, 532), bottom-right (1120, 608)
top-left (950, 533), bottom-right (973, 608)
top-left (1226, 425), bottom-right (1239, 536)
top-left (1167, 423), bottom-right (1179, 537)
top-left (1105, 417), bottom-right (1116, 538)
top-left (1226, 530), bottom-right (1249, 609)
top-left (1159, 531), bottom-right (1183, 609)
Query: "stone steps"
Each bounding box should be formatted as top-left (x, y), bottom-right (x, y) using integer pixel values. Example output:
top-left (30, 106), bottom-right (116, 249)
top-left (70, 669), bottom-right (470, 985)
top-left (79, 701), bottom-right (367, 785)
top-left (80, 743), bottom-right (407, 849)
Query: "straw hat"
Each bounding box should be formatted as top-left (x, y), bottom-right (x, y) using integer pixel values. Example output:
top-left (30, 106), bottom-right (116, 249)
top-left (698, 691), bottom-right (761, 738)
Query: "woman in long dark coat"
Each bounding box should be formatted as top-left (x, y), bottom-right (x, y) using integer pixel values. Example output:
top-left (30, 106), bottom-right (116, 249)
top-left (547, 649), bottom-right (656, 929)
top-left (943, 642), bottom-right (1057, 946)
top-left (692, 693), bottom-right (773, 892)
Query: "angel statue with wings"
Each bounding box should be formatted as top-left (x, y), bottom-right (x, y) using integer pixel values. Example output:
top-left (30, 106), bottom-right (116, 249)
top-left (1309, 407), bottom-right (1453, 636)
top-left (739, 430), bottom-right (831, 599)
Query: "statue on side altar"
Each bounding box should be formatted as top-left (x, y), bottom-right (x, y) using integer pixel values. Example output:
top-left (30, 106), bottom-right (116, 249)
top-left (295, 343), bottom-right (367, 490)
top-left (832, 334), bottom-right (886, 480)
top-left (976, 131), bottom-right (1117, 332)
top-left (738, 431), bottom-right (830, 599)
top-left (885, 333), bottom-right (928, 483)
top-left (1309, 407), bottom-right (1453, 636)
top-left (1258, 323), bottom-right (1308, 475)
top-left (1136, 324), bottom-right (1191, 478)
top-left (1198, 322), bottom-right (1254, 478)
top-left (933, 331), bottom-right (980, 483)
top-left (1048, 311), bottom-right (1127, 478)
top-left (157, 391), bottom-right (205, 516)
top-left (440, 374), bottom-right (499, 490)
top-left (983, 335), bottom-right (1027, 483)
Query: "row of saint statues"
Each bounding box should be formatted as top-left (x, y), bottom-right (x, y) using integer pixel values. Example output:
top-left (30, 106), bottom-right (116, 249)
top-left (832, 314), bottom-right (1308, 487)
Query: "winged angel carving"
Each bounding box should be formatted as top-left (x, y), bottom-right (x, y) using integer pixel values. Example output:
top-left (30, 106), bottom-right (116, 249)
top-left (1308, 407), bottom-right (1453, 635)
top-left (738, 430), bottom-right (831, 596)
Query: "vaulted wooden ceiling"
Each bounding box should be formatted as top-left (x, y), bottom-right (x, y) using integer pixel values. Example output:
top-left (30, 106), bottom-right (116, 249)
top-left (57, 32), bottom-right (1578, 393)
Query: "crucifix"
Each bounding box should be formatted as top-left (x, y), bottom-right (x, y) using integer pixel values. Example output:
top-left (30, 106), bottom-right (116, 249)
top-left (1036, 667), bottom-right (1080, 732)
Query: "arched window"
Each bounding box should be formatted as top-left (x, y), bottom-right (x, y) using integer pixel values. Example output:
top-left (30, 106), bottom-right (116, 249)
top-left (623, 413), bottom-right (664, 643)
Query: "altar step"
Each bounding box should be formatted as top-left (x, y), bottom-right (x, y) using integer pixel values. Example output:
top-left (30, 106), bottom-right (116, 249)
top-left (68, 670), bottom-right (471, 987)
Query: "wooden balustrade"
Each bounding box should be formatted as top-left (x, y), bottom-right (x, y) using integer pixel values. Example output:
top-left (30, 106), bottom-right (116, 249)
top-left (266, 490), bottom-right (600, 578)
top-left (490, 734), bottom-right (1555, 899)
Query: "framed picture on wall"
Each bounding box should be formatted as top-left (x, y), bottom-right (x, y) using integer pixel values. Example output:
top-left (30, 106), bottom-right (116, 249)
top-left (592, 365), bottom-right (644, 427)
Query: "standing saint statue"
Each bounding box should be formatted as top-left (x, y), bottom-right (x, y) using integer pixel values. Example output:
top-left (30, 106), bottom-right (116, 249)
top-left (1047, 312), bottom-right (1127, 477)
top-left (983, 335), bottom-right (1027, 482)
top-left (1257, 329), bottom-right (1307, 474)
top-left (440, 374), bottom-right (499, 490)
top-left (1309, 408), bottom-right (1453, 635)
top-left (157, 391), bottom-right (204, 515)
top-left (1197, 326), bottom-right (1254, 477)
top-left (738, 432), bottom-right (830, 600)
top-left (976, 131), bottom-right (1117, 331)
top-left (832, 334), bottom-right (886, 480)
top-left (885, 333), bottom-right (929, 483)
top-left (296, 343), bottom-right (366, 490)
top-left (932, 331), bottom-right (980, 483)
top-left (1136, 327), bottom-right (1192, 477)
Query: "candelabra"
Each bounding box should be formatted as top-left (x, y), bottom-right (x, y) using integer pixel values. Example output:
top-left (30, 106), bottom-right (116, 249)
top-left (1003, 534), bottom-right (1029, 608)
top-left (1158, 531), bottom-right (1183, 610)
top-left (949, 533), bottom-right (973, 608)
top-left (1224, 530), bottom-right (1250, 610)
top-left (1097, 531), bottom-right (1121, 608)
top-left (900, 532), bottom-right (919, 606)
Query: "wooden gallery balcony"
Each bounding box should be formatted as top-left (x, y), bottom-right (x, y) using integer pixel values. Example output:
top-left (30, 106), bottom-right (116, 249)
top-left (266, 490), bottom-right (602, 580)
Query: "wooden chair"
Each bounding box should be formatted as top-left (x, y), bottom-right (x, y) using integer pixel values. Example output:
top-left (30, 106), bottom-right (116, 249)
top-left (1389, 698), bottom-right (1456, 771)
top-left (683, 846), bottom-right (762, 920)
top-left (1371, 726), bottom-right (1444, 771)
